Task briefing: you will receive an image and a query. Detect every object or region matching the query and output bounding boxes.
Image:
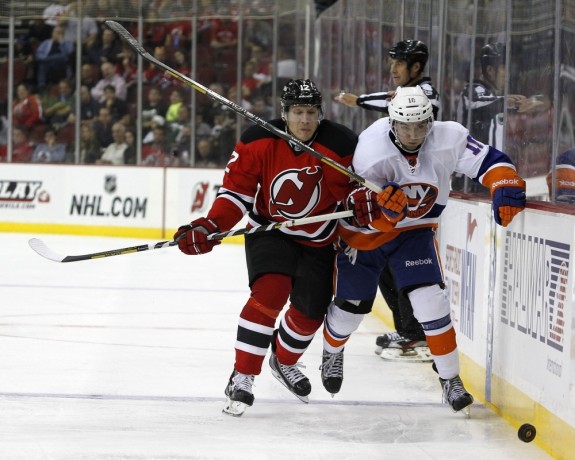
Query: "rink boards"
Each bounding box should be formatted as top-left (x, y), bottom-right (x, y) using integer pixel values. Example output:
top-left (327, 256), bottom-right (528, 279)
top-left (1, 162), bottom-right (575, 459)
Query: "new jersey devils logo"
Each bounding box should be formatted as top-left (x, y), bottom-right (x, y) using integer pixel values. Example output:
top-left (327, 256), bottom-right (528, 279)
top-left (191, 181), bottom-right (210, 212)
top-left (269, 167), bottom-right (322, 219)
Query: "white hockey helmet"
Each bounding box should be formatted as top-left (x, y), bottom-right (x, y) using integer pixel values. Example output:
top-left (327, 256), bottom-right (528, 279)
top-left (388, 85), bottom-right (433, 123)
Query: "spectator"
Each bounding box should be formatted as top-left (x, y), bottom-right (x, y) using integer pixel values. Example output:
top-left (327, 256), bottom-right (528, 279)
top-left (79, 63), bottom-right (99, 90)
top-left (0, 126), bottom-right (34, 163)
top-left (165, 89), bottom-right (185, 123)
top-left (13, 83), bottom-right (43, 129)
top-left (96, 122), bottom-right (135, 165)
top-left (69, 84), bottom-right (100, 124)
top-left (194, 112), bottom-right (212, 140)
top-left (251, 94), bottom-right (274, 120)
top-left (170, 104), bottom-right (192, 145)
top-left (143, 46), bottom-right (171, 88)
top-left (210, 14), bottom-right (238, 50)
top-left (91, 106), bottom-right (114, 147)
top-left (86, 26), bottom-right (123, 65)
top-left (143, 115), bottom-right (169, 144)
top-left (43, 0), bottom-right (68, 28)
top-left (194, 137), bottom-right (218, 168)
top-left (31, 126), bottom-right (68, 162)
top-left (41, 78), bottom-right (75, 129)
top-left (142, 86), bottom-right (169, 136)
top-left (59, 1), bottom-right (98, 52)
top-left (211, 107), bottom-right (236, 165)
top-left (142, 124), bottom-right (172, 166)
top-left (91, 61), bottom-right (127, 103)
top-left (101, 84), bottom-right (129, 124)
top-left (79, 122), bottom-right (102, 164)
top-left (172, 124), bottom-right (192, 164)
top-left (35, 25), bottom-right (74, 90)
top-left (202, 82), bottom-right (227, 125)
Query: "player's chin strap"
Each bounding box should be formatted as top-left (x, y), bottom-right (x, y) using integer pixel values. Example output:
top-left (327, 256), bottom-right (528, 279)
top-left (389, 130), bottom-right (421, 175)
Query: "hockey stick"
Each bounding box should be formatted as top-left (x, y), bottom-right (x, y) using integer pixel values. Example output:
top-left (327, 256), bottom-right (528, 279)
top-left (104, 20), bottom-right (382, 194)
top-left (28, 210), bottom-right (353, 263)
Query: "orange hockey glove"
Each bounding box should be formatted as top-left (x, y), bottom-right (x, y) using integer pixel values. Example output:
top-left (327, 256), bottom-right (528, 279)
top-left (376, 182), bottom-right (408, 224)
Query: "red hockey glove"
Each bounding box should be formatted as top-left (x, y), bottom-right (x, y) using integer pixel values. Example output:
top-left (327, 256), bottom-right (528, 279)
top-left (376, 182), bottom-right (408, 224)
top-left (174, 217), bottom-right (221, 255)
top-left (345, 186), bottom-right (382, 226)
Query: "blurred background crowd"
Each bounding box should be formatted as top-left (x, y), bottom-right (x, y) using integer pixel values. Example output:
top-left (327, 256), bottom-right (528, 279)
top-left (0, 0), bottom-right (573, 202)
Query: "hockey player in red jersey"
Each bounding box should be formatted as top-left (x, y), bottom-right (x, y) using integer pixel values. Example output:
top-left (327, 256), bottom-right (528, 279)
top-left (321, 86), bottom-right (526, 413)
top-left (174, 79), bottom-right (366, 416)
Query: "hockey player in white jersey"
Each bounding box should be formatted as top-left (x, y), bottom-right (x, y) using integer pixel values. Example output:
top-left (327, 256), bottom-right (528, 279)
top-left (320, 86), bottom-right (526, 412)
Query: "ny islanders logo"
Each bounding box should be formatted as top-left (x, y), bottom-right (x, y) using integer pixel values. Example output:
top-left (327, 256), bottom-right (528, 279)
top-left (403, 182), bottom-right (439, 218)
top-left (269, 167), bottom-right (322, 219)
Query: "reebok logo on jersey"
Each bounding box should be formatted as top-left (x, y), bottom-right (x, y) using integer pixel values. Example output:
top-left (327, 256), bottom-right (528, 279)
top-left (558, 180), bottom-right (575, 187)
top-left (269, 167), bottom-right (322, 219)
top-left (405, 258), bottom-right (432, 267)
top-left (492, 178), bottom-right (520, 189)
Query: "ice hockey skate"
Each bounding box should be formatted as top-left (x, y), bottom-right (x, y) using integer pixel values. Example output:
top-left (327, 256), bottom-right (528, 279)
top-left (320, 350), bottom-right (344, 396)
top-left (269, 351), bottom-right (311, 403)
top-left (222, 370), bottom-right (255, 417)
top-left (375, 331), bottom-right (432, 363)
top-left (439, 375), bottom-right (474, 416)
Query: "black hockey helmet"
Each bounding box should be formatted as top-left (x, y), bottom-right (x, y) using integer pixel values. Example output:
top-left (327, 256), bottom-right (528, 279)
top-left (480, 42), bottom-right (506, 74)
top-left (281, 79), bottom-right (322, 110)
top-left (388, 40), bottom-right (429, 70)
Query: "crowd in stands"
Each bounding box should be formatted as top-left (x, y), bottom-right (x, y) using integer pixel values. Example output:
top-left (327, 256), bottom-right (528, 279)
top-left (0, 0), bottom-right (287, 167)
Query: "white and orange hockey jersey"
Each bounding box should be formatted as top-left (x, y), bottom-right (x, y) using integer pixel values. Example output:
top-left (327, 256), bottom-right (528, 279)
top-left (340, 117), bottom-right (521, 250)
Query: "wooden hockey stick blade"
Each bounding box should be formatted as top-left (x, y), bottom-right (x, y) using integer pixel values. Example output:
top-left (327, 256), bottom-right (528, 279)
top-left (28, 210), bottom-right (354, 263)
top-left (104, 20), bottom-right (381, 194)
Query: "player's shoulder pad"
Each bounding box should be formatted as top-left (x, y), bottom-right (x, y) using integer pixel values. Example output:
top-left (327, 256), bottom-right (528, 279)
top-left (240, 118), bottom-right (284, 144)
top-left (315, 120), bottom-right (358, 159)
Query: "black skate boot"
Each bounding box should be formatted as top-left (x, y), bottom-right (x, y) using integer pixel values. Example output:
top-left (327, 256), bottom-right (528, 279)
top-left (223, 370), bottom-right (255, 416)
top-left (439, 375), bottom-right (474, 413)
top-left (269, 351), bottom-right (311, 403)
top-left (319, 350), bottom-right (344, 396)
top-left (375, 331), bottom-right (427, 355)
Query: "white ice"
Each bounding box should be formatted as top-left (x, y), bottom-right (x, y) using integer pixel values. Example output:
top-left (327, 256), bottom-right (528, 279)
top-left (0, 233), bottom-right (551, 459)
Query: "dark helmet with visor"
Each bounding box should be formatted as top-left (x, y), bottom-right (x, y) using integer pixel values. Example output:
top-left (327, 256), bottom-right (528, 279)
top-left (480, 42), bottom-right (506, 75)
top-left (388, 40), bottom-right (429, 70)
top-left (281, 79), bottom-right (323, 114)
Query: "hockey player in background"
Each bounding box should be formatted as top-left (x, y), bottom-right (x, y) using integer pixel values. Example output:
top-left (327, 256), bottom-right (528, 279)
top-left (174, 79), bottom-right (392, 416)
top-left (547, 148), bottom-right (575, 203)
top-left (322, 86), bottom-right (526, 412)
top-left (335, 39), bottom-right (440, 119)
top-left (336, 39), bottom-right (439, 361)
top-left (453, 42), bottom-right (526, 192)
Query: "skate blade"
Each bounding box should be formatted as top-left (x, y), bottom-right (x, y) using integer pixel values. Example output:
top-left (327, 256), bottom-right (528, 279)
top-left (270, 369), bottom-right (310, 403)
top-left (374, 346), bottom-right (383, 355)
top-left (222, 398), bottom-right (249, 417)
top-left (379, 346), bottom-right (433, 363)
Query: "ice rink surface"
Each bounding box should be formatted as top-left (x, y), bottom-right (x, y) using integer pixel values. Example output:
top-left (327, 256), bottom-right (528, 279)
top-left (0, 233), bottom-right (552, 459)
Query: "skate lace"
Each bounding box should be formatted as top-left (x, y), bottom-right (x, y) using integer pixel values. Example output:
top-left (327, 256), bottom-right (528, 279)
top-left (232, 373), bottom-right (255, 393)
top-left (278, 362), bottom-right (307, 384)
top-left (319, 352), bottom-right (343, 378)
top-left (386, 331), bottom-right (404, 341)
top-left (443, 376), bottom-right (466, 403)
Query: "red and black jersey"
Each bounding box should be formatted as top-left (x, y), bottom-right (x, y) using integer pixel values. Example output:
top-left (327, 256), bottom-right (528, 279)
top-left (207, 119), bottom-right (357, 246)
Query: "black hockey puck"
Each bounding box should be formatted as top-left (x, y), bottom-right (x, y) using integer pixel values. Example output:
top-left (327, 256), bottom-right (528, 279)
top-left (518, 423), bottom-right (536, 442)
